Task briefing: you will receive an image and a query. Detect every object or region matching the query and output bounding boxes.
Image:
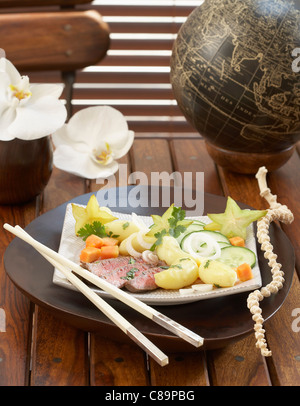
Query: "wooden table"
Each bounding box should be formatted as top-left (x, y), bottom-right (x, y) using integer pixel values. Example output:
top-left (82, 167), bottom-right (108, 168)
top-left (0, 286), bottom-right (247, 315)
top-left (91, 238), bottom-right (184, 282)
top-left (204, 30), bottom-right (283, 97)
top-left (1, 135), bottom-right (299, 387)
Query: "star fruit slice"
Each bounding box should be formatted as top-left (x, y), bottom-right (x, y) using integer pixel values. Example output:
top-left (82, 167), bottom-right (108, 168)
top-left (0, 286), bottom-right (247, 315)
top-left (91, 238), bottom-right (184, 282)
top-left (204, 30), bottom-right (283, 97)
top-left (146, 204), bottom-right (192, 237)
top-left (72, 194), bottom-right (118, 234)
top-left (205, 196), bottom-right (267, 240)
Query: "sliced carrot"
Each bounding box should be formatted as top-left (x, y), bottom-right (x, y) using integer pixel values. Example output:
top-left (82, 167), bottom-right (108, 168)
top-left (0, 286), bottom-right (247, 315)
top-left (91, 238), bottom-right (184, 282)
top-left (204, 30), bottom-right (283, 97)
top-left (101, 237), bottom-right (119, 246)
top-left (99, 245), bottom-right (119, 259)
top-left (236, 263), bottom-right (253, 282)
top-left (229, 236), bottom-right (245, 247)
top-left (80, 246), bottom-right (102, 263)
top-left (85, 234), bottom-right (104, 248)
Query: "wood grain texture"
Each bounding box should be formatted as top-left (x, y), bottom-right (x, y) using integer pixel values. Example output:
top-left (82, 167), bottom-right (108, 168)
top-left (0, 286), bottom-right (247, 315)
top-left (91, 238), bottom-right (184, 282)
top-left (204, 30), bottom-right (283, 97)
top-left (206, 336), bottom-right (271, 386)
top-left (0, 0), bottom-right (92, 7)
top-left (29, 163), bottom-right (88, 386)
top-left (0, 202), bottom-right (36, 385)
top-left (171, 139), bottom-right (273, 386)
top-left (170, 138), bottom-right (221, 196)
top-left (0, 10), bottom-right (110, 71)
top-left (217, 158), bottom-right (300, 386)
top-left (90, 335), bottom-right (149, 386)
top-left (149, 352), bottom-right (209, 386)
top-left (1, 136), bottom-right (299, 386)
top-left (30, 307), bottom-right (89, 386)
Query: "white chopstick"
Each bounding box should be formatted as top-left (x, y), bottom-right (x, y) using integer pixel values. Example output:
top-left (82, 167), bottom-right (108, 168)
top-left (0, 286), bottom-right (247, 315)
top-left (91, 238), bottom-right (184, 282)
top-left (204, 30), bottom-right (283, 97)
top-left (4, 224), bottom-right (168, 367)
top-left (4, 223), bottom-right (204, 348)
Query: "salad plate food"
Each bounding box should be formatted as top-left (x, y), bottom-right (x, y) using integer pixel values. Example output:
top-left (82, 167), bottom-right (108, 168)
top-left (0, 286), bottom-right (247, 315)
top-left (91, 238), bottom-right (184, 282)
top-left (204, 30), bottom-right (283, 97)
top-left (53, 202), bottom-right (263, 305)
top-left (4, 186), bottom-right (295, 351)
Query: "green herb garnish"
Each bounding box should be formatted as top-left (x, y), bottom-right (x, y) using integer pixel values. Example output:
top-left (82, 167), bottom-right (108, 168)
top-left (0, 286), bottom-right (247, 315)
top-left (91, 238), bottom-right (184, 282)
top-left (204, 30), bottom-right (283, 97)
top-left (121, 268), bottom-right (138, 280)
top-left (122, 222), bottom-right (130, 230)
top-left (148, 204), bottom-right (193, 251)
top-left (77, 221), bottom-right (107, 241)
top-left (107, 231), bottom-right (120, 239)
top-left (77, 221), bottom-right (119, 240)
top-left (169, 263), bottom-right (183, 269)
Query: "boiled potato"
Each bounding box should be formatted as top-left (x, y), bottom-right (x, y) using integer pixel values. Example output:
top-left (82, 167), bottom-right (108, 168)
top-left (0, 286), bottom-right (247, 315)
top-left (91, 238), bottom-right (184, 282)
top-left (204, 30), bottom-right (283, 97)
top-left (156, 236), bottom-right (195, 265)
top-left (198, 260), bottom-right (237, 287)
top-left (105, 220), bottom-right (139, 242)
top-left (154, 258), bottom-right (198, 290)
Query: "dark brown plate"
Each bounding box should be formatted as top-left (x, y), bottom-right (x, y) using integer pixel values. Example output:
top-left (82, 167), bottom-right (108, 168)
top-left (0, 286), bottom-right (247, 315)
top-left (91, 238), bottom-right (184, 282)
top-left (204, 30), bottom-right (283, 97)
top-left (4, 187), bottom-right (295, 351)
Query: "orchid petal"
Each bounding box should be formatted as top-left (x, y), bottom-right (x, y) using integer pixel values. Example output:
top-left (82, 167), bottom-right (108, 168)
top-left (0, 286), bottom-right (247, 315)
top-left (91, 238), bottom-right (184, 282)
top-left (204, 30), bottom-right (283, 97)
top-left (0, 57), bottom-right (21, 83)
top-left (8, 96), bottom-right (67, 140)
top-left (0, 72), bottom-right (10, 107)
top-left (0, 58), bottom-right (67, 141)
top-left (0, 107), bottom-right (16, 140)
top-left (52, 105), bottom-right (128, 149)
top-left (111, 130), bottom-right (135, 159)
top-left (29, 83), bottom-right (64, 100)
top-left (53, 144), bottom-right (119, 179)
top-left (51, 123), bottom-right (91, 154)
top-left (52, 106), bottom-right (134, 179)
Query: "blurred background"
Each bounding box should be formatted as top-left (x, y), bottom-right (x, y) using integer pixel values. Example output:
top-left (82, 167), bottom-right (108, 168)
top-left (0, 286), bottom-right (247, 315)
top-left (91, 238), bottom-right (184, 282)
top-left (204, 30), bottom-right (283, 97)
top-left (0, 0), bottom-right (202, 136)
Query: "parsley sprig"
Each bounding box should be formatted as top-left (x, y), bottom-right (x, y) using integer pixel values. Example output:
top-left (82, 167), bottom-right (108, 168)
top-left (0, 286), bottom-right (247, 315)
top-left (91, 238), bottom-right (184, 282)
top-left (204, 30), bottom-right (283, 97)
top-left (77, 221), bottom-right (119, 241)
top-left (149, 205), bottom-right (192, 251)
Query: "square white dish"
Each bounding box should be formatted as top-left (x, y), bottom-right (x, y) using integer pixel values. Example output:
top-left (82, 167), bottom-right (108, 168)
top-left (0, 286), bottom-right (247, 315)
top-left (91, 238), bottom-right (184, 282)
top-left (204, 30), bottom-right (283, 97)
top-left (53, 203), bottom-right (262, 305)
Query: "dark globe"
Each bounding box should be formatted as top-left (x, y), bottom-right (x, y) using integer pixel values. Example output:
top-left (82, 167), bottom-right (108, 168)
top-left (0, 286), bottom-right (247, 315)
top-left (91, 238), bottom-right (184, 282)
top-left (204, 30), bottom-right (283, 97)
top-left (170, 0), bottom-right (300, 173)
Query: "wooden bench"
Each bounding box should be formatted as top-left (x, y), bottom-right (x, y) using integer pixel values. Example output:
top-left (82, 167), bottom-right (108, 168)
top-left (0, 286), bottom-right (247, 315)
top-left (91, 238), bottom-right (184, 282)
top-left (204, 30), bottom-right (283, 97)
top-left (0, 0), bottom-right (110, 117)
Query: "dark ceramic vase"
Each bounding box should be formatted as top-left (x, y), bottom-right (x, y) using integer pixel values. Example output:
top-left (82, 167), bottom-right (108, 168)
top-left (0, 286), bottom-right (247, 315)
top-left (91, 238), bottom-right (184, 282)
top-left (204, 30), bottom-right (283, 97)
top-left (0, 136), bottom-right (53, 205)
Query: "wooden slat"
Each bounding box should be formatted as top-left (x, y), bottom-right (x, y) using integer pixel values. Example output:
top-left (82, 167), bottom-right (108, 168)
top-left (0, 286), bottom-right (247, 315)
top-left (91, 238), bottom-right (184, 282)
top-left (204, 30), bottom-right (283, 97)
top-left (72, 85), bottom-right (173, 100)
top-left (0, 10), bottom-right (109, 71)
top-left (73, 104), bottom-right (180, 117)
top-left (29, 166), bottom-right (89, 386)
top-left (267, 151), bottom-right (300, 277)
top-left (26, 69), bottom-right (171, 84)
top-left (130, 138), bottom-right (173, 178)
top-left (110, 37), bottom-right (174, 51)
top-left (30, 307), bottom-right (89, 386)
top-left (76, 69), bottom-right (170, 85)
top-left (90, 335), bottom-right (149, 386)
top-left (41, 167), bottom-right (86, 212)
top-left (88, 153), bottom-right (152, 384)
top-left (150, 352), bottom-right (209, 386)
top-left (206, 338), bottom-right (271, 386)
top-left (170, 138), bottom-right (221, 196)
top-left (1, 1), bottom-right (193, 134)
top-left (101, 54), bottom-right (171, 67)
top-left (263, 273), bottom-right (300, 385)
top-left (171, 138), bottom-right (274, 386)
top-left (0, 0), bottom-right (92, 7)
top-left (128, 138), bottom-right (208, 383)
top-left (86, 4), bottom-right (196, 17)
top-left (0, 202), bottom-right (36, 385)
top-left (101, 21), bottom-right (182, 34)
top-left (217, 154), bottom-right (300, 385)
top-left (70, 105), bottom-right (194, 133)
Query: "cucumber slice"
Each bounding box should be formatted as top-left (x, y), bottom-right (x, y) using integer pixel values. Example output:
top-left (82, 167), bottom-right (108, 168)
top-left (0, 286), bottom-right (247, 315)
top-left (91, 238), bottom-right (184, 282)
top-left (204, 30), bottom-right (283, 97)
top-left (191, 220), bottom-right (206, 226)
top-left (176, 222), bottom-right (204, 244)
top-left (180, 230), bottom-right (230, 250)
top-left (218, 246), bottom-right (256, 268)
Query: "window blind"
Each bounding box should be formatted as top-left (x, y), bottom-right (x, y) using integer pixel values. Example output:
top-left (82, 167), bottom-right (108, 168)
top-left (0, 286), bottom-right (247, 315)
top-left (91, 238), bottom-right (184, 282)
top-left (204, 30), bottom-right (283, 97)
top-left (31, 0), bottom-right (203, 135)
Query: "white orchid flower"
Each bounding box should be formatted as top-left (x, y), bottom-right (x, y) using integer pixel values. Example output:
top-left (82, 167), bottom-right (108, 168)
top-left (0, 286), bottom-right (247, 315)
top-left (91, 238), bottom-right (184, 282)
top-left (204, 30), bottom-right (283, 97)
top-left (0, 57), bottom-right (67, 141)
top-left (52, 106), bottom-right (134, 179)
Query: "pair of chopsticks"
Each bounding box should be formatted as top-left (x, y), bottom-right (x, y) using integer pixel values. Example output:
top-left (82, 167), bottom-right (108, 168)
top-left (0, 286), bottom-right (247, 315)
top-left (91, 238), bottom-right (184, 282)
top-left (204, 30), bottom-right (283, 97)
top-left (4, 223), bottom-right (204, 367)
